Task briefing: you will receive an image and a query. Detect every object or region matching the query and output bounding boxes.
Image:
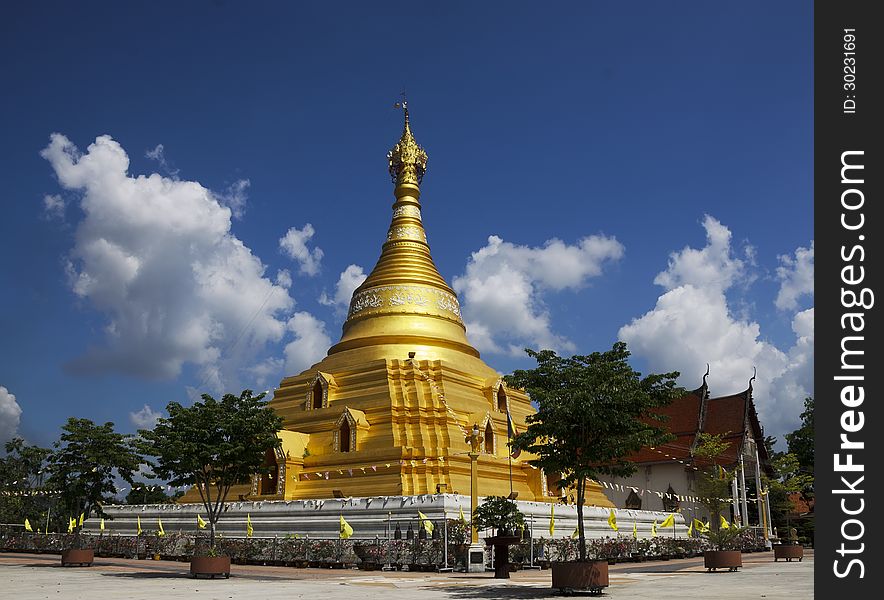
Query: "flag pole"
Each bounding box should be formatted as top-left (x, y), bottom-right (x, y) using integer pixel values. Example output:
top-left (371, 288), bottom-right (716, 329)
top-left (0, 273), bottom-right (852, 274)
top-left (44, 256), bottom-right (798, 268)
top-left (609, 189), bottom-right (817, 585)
top-left (506, 410), bottom-right (514, 498)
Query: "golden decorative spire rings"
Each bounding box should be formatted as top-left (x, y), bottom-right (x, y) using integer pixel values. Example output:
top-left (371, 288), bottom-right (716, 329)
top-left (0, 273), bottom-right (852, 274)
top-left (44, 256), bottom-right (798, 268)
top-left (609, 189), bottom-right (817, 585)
top-left (388, 101), bottom-right (428, 186)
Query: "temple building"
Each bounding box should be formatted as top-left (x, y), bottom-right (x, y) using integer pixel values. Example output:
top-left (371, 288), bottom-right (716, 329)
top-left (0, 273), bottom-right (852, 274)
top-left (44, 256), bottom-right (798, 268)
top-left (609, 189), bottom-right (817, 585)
top-left (239, 107), bottom-right (608, 506)
top-left (601, 369), bottom-right (773, 535)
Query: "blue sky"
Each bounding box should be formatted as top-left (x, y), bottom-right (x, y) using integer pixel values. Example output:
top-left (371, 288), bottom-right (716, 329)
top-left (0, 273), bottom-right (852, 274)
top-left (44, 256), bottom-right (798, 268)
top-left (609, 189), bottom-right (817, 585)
top-left (0, 2), bottom-right (813, 450)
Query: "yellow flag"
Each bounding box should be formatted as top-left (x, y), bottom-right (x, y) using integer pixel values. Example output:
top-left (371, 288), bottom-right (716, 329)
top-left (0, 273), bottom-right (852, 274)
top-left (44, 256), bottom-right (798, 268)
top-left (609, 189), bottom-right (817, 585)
top-left (693, 518), bottom-right (706, 532)
top-left (417, 511), bottom-right (434, 535)
top-left (651, 520), bottom-right (658, 536)
top-left (720, 515), bottom-right (730, 529)
top-left (100, 519), bottom-right (105, 531)
top-left (79, 512), bottom-right (85, 526)
top-left (607, 509), bottom-right (618, 532)
top-left (137, 515), bottom-right (142, 535)
top-left (549, 503), bottom-right (555, 536)
top-left (459, 505), bottom-right (467, 524)
top-left (157, 518), bottom-right (165, 537)
top-left (68, 517), bottom-right (75, 534)
top-left (24, 518), bottom-right (33, 532)
top-left (571, 527), bottom-right (579, 539)
top-left (197, 514), bottom-right (207, 529)
top-left (246, 513), bottom-right (254, 537)
top-left (660, 513), bottom-right (675, 528)
top-left (687, 520), bottom-right (693, 536)
top-left (339, 515), bottom-right (353, 539)
top-left (632, 521), bottom-right (637, 539)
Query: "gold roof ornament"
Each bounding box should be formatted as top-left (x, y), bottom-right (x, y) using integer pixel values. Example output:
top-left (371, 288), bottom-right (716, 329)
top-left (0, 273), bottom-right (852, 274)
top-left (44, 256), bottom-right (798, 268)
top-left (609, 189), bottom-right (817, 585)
top-left (388, 101), bottom-right (428, 186)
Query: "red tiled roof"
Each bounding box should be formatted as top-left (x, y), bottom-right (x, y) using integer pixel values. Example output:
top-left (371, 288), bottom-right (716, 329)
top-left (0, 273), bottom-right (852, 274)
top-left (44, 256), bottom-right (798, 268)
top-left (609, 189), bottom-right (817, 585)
top-left (788, 492), bottom-right (815, 516)
top-left (627, 388), bottom-right (704, 463)
top-left (627, 383), bottom-right (769, 471)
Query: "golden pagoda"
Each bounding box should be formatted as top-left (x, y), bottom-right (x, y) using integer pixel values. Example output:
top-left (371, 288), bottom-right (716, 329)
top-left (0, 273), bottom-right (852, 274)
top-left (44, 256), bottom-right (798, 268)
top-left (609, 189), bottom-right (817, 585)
top-left (240, 106), bottom-right (611, 506)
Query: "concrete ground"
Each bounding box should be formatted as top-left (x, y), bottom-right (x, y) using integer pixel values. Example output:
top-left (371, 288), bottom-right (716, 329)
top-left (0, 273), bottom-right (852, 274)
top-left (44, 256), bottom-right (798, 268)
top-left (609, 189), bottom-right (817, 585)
top-left (1, 550), bottom-right (813, 599)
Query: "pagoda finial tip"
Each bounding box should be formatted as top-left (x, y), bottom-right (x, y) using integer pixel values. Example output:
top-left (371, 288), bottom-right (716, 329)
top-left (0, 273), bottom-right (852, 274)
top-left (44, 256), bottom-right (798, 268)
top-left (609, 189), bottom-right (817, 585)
top-left (388, 98), bottom-right (427, 186)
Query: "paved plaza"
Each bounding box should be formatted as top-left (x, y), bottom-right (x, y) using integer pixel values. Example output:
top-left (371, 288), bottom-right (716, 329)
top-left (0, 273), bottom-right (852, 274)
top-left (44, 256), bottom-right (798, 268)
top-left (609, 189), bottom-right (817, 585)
top-left (1, 550), bottom-right (813, 599)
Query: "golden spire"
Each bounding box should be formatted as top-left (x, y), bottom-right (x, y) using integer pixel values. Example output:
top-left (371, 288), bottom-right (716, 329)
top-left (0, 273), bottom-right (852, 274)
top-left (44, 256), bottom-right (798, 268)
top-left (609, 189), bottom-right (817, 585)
top-left (387, 101), bottom-right (428, 186)
top-left (328, 104), bottom-right (478, 358)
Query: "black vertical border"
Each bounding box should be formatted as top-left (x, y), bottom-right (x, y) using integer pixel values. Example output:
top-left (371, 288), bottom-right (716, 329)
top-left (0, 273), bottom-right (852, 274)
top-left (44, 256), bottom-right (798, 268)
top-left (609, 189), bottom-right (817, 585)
top-left (815, 0), bottom-right (882, 596)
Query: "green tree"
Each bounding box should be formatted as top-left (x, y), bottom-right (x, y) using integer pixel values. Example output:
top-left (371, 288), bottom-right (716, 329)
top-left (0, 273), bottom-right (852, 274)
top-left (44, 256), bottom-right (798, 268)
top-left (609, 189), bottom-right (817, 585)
top-left (137, 390), bottom-right (282, 551)
top-left (506, 342), bottom-right (682, 562)
top-left (472, 495), bottom-right (525, 534)
top-left (0, 438), bottom-right (51, 526)
top-left (765, 451), bottom-right (813, 530)
top-left (785, 397), bottom-right (814, 480)
top-left (693, 433), bottom-right (736, 532)
top-left (46, 419), bottom-right (140, 544)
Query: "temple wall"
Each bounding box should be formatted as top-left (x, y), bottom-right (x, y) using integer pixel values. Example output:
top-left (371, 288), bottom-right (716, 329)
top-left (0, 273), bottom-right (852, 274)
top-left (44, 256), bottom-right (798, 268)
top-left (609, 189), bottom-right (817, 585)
top-left (91, 494), bottom-right (681, 539)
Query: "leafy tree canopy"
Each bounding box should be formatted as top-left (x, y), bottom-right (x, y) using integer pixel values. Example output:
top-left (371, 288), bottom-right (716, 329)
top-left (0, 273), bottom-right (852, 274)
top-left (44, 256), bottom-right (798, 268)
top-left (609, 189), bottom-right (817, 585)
top-left (137, 389), bottom-right (282, 550)
top-left (472, 496), bottom-right (526, 533)
top-left (46, 419), bottom-right (140, 532)
top-left (0, 437), bottom-right (51, 524)
top-left (693, 432), bottom-right (736, 532)
top-left (785, 397), bottom-right (814, 473)
top-left (506, 342), bottom-right (682, 560)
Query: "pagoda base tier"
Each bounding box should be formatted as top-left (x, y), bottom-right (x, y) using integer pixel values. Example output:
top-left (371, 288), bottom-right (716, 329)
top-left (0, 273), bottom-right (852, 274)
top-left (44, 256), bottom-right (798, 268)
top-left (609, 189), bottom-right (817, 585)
top-left (91, 494), bottom-right (686, 539)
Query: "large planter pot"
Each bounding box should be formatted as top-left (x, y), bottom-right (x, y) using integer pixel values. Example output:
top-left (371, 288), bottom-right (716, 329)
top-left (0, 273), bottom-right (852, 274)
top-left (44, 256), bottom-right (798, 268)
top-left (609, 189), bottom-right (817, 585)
top-left (61, 549), bottom-right (94, 567)
top-left (551, 561), bottom-right (609, 594)
top-left (704, 550), bottom-right (742, 572)
top-left (773, 544), bottom-right (804, 562)
top-left (190, 556), bottom-right (231, 579)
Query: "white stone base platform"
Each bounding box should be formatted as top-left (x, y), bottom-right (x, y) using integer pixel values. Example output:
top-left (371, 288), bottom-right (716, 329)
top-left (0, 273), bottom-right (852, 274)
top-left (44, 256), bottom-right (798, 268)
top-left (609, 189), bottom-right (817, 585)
top-left (91, 494), bottom-right (685, 539)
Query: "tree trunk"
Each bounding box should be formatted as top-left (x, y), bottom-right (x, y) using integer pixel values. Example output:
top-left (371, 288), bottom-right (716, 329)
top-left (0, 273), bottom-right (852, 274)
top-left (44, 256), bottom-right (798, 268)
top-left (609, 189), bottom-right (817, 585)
top-left (576, 476), bottom-right (586, 562)
top-left (209, 519), bottom-right (216, 551)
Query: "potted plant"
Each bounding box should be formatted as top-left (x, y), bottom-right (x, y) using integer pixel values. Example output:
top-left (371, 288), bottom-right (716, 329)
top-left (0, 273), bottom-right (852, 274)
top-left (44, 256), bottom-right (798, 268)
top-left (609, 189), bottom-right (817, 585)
top-left (137, 389), bottom-right (283, 579)
top-left (693, 432), bottom-right (745, 572)
top-left (471, 495), bottom-right (525, 578)
top-left (47, 418), bottom-right (140, 567)
top-left (507, 343), bottom-right (682, 594)
top-left (472, 495), bottom-right (525, 537)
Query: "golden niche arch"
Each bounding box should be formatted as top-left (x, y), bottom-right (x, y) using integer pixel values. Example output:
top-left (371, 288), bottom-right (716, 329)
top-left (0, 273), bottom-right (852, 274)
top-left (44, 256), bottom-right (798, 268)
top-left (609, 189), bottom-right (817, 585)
top-left (333, 408), bottom-right (369, 453)
top-left (305, 372), bottom-right (336, 410)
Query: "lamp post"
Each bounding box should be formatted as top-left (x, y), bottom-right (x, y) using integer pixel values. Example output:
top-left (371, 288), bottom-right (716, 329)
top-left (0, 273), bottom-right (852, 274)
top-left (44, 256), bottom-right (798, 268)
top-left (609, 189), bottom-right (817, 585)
top-left (465, 424), bottom-right (483, 544)
top-left (464, 424), bottom-right (485, 572)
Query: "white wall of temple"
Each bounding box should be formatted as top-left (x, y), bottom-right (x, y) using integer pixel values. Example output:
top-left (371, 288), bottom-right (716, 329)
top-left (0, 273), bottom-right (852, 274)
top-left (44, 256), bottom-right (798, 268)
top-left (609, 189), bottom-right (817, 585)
top-left (89, 494), bottom-right (687, 539)
top-left (600, 463), bottom-right (710, 524)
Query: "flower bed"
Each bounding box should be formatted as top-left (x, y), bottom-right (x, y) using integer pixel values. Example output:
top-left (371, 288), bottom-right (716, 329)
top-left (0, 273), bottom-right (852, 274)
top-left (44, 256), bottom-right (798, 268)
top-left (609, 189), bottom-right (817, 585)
top-left (1, 531), bottom-right (766, 567)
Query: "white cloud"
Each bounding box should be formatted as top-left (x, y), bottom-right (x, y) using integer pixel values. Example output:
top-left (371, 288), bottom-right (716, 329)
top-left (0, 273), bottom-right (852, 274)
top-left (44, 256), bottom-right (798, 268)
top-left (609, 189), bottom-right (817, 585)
top-left (217, 179), bottom-right (250, 219)
top-left (43, 194), bottom-right (66, 220)
top-left (618, 217), bottom-right (814, 440)
top-left (319, 264), bottom-right (366, 312)
top-left (41, 133), bottom-right (295, 386)
top-left (283, 312), bottom-right (331, 374)
top-left (249, 357), bottom-right (284, 388)
top-left (653, 215), bottom-right (744, 291)
top-left (145, 143), bottom-right (179, 178)
top-left (775, 241), bottom-right (814, 310)
top-left (453, 234), bottom-right (624, 355)
top-left (275, 269), bottom-right (292, 289)
top-left (129, 404), bottom-right (163, 429)
top-left (0, 386), bottom-right (23, 444)
top-left (279, 224), bottom-right (324, 277)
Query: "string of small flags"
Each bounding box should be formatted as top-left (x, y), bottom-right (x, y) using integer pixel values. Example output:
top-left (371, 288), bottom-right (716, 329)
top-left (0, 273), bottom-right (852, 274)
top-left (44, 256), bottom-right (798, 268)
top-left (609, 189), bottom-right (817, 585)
top-left (2, 484), bottom-right (194, 497)
top-left (590, 480), bottom-right (761, 504)
top-left (298, 457), bottom-right (448, 481)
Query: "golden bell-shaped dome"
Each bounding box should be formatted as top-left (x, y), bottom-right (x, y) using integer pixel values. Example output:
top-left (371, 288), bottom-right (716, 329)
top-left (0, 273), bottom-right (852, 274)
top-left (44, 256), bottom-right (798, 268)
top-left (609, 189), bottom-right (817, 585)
top-left (328, 105), bottom-right (478, 358)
